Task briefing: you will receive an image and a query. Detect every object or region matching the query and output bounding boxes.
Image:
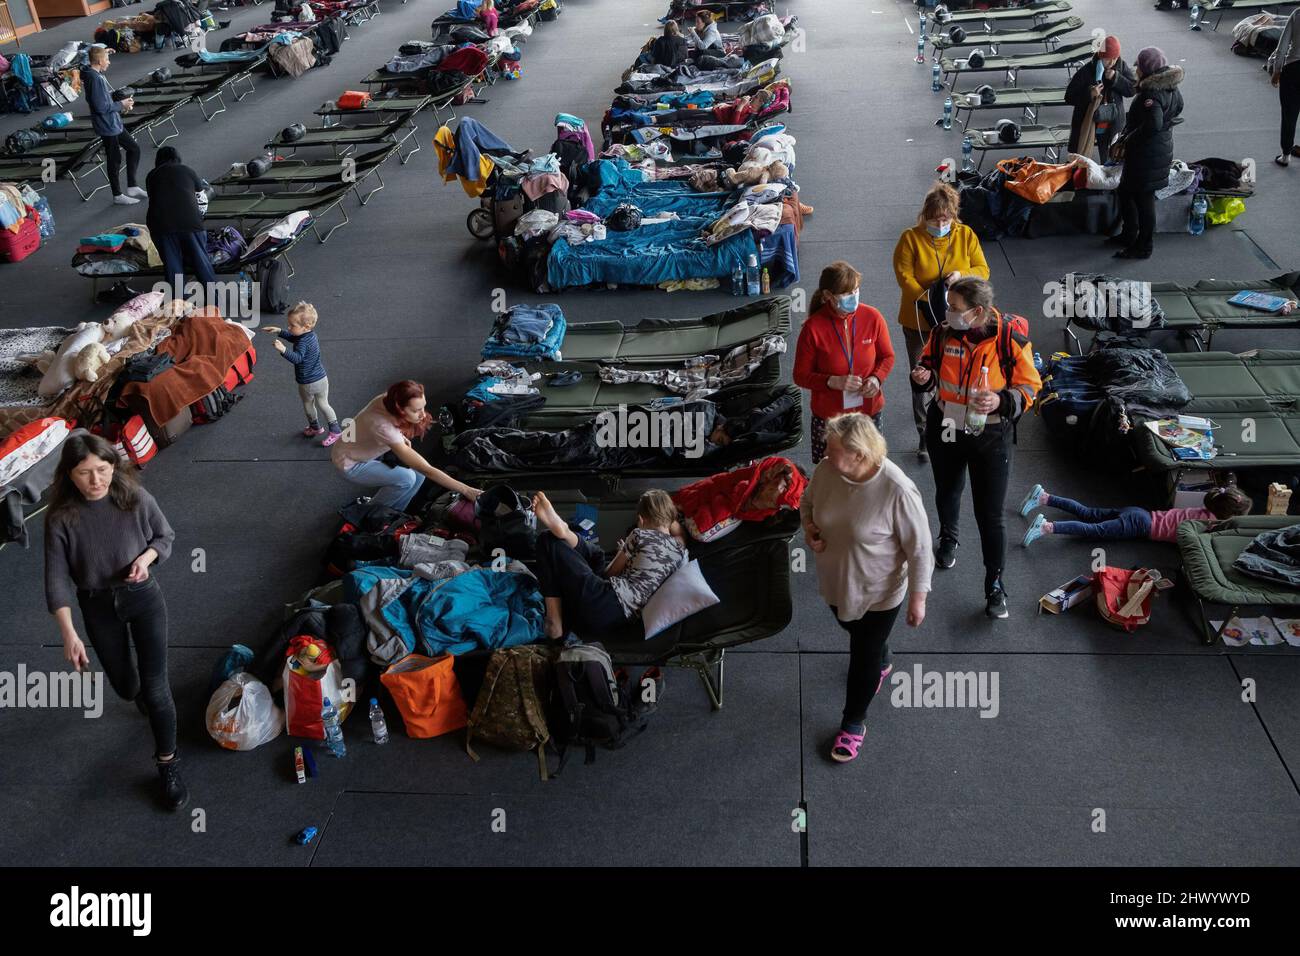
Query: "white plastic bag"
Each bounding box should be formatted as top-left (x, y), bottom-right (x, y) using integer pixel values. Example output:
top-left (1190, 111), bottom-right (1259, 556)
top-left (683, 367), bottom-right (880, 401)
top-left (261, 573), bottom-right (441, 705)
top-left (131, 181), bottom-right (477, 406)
top-left (206, 672), bottom-right (283, 750)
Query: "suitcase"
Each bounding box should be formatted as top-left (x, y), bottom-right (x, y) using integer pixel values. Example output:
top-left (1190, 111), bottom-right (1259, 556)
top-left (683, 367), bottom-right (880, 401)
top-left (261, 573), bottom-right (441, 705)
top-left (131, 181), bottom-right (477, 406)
top-left (0, 215), bottom-right (40, 264)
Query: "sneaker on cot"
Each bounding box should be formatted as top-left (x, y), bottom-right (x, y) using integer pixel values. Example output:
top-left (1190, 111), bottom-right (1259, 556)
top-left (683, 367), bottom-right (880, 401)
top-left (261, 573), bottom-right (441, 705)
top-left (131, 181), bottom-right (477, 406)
top-left (1022, 513), bottom-right (1047, 548)
top-left (1018, 484), bottom-right (1044, 518)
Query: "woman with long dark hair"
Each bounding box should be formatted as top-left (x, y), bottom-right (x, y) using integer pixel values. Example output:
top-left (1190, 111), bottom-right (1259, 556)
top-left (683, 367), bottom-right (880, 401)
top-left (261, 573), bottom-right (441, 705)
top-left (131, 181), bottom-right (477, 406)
top-left (331, 380), bottom-right (482, 511)
top-left (44, 433), bottom-right (187, 810)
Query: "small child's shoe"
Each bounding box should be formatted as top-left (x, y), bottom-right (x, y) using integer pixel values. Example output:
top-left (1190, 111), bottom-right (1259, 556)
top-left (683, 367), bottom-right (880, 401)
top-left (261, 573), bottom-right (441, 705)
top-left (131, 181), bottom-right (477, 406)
top-left (321, 431), bottom-right (341, 447)
top-left (302, 424), bottom-right (325, 438)
top-left (1018, 483), bottom-right (1045, 518)
top-left (1022, 514), bottom-right (1048, 548)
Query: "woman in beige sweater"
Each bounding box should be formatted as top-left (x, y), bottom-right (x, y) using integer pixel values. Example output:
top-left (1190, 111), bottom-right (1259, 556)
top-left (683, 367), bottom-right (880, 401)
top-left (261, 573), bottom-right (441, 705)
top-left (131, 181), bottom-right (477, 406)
top-left (800, 414), bottom-right (934, 762)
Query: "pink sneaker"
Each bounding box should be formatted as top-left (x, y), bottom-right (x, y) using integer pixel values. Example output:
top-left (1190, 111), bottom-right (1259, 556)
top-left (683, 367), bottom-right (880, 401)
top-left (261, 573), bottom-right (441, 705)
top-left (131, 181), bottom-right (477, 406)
top-left (302, 425), bottom-right (325, 438)
top-left (321, 431), bottom-right (341, 447)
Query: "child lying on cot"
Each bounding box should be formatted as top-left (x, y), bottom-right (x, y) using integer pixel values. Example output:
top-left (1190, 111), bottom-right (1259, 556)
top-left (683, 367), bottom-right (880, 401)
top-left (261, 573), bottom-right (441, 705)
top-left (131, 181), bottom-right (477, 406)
top-left (531, 490), bottom-right (687, 640)
top-left (1019, 481), bottom-right (1252, 547)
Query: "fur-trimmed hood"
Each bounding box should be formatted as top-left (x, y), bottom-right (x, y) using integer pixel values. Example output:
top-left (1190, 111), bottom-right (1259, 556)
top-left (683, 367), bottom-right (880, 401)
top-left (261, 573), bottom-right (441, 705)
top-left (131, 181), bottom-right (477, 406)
top-left (1138, 64), bottom-right (1185, 91)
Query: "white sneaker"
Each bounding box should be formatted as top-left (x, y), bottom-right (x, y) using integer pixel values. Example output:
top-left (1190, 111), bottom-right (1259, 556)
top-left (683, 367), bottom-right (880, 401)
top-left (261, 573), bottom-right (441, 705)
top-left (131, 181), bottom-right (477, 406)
top-left (124, 186), bottom-right (148, 199)
top-left (113, 193), bottom-right (141, 205)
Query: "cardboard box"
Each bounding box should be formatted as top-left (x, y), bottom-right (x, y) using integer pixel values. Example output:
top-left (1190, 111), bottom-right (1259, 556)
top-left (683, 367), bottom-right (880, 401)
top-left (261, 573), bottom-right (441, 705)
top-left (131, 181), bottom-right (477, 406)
top-left (1173, 478), bottom-right (1217, 511)
top-left (1039, 574), bottom-right (1095, 615)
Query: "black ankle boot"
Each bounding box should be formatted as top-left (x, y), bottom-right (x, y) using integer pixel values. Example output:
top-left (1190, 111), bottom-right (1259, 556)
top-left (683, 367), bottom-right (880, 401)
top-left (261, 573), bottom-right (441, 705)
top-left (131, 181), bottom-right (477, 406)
top-left (156, 757), bottom-right (190, 811)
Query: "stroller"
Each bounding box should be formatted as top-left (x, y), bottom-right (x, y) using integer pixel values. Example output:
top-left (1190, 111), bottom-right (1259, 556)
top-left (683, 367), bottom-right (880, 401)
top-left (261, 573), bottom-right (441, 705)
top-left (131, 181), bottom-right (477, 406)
top-left (465, 116), bottom-right (589, 240)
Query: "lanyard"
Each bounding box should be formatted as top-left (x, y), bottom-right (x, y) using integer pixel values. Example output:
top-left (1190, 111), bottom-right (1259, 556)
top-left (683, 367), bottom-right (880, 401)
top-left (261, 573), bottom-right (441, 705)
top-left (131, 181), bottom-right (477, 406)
top-left (931, 236), bottom-right (950, 287)
top-left (830, 311), bottom-right (857, 378)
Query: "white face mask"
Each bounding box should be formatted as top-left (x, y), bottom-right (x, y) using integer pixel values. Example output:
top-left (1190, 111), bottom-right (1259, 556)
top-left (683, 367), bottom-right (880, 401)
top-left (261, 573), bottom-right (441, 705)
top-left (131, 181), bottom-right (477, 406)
top-left (945, 307), bottom-right (976, 331)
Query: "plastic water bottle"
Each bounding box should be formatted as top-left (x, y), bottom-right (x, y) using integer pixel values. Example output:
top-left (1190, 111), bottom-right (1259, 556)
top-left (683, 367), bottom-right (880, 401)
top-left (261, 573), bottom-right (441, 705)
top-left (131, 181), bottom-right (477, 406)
top-left (368, 698), bottom-right (390, 746)
top-left (322, 697), bottom-right (346, 758)
top-left (943, 95), bottom-right (953, 130)
top-left (1189, 192), bottom-right (1207, 236)
top-left (931, 62), bottom-right (942, 92)
top-left (731, 262), bottom-right (744, 296)
top-left (746, 254), bottom-right (760, 296)
top-left (965, 366), bottom-right (991, 436)
top-left (919, 10), bottom-right (927, 38)
top-left (1033, 352), bottom-right (1043, 371)
top-left (916, 34), bottom-right (926, 63)
top-left (1189, 3), bottom-right (1202, 30)
top-left (961, 134), bottom-right (975, 172)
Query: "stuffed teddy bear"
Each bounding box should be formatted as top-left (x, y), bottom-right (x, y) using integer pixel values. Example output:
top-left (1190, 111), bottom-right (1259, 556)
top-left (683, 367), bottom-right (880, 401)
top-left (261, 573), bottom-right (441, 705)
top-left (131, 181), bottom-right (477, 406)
top-left (21, 311), bottom-right (147, 399)
top-left (71, 341), bottom-right (112, 384)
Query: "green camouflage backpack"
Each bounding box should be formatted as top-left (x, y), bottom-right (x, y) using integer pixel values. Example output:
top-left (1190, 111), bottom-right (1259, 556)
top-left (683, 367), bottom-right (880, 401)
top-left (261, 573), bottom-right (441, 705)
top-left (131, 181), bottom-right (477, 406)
top-left (466, 644), bottom-right (555, 780)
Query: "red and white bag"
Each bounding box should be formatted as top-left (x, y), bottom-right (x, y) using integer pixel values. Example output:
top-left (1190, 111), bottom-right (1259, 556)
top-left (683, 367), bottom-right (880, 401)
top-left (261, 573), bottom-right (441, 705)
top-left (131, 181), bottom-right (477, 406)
top-left (282, 636), bottom-right (351, 738)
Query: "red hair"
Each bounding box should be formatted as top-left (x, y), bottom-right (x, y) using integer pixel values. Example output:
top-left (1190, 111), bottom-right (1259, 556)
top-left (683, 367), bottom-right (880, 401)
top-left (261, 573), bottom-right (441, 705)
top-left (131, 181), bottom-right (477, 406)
top-left (382, 380), bottom-right (432, 439)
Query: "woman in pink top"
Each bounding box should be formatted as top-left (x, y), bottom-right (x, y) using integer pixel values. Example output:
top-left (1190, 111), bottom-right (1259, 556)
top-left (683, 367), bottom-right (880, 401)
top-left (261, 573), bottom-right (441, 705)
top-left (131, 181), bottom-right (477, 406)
top-left (1017, 482), bottom-right (1250, 547)
top-left (479, 0), bottom-right (499, 36)
top-left (331, 380), bottom-right (481, 513)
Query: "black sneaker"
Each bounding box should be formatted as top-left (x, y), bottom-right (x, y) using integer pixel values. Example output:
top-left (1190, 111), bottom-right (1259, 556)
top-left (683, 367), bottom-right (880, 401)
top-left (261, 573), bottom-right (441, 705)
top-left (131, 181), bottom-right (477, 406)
top-left (985, 585), bottom-right (1009, 619)
top-left (156, 757), bottom-right (190, 812)
top-left (916, 434), bottom-right (929, 463)
top-left (935, 537), bottom-right (958, 569)
top-left (1114, 247), bottom-right (1152, 260)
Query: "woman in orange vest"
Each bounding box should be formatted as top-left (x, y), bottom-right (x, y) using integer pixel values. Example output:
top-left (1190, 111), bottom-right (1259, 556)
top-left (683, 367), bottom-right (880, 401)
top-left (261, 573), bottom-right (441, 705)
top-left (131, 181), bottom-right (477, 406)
top-left (892, 183), bottom-right (990, 463)
top-left (909, 277), bottom-right (1040, 620)
top-left (793, 261), bottom-right (896, 463)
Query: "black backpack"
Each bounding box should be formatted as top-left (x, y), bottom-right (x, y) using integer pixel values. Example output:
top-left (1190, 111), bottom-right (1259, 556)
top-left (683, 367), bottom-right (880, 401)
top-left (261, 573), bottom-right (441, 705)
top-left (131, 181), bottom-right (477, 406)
top-left (191, 384), bottom-right (241, 424)
top-left (474, 485), bottom-right (538, 561)
top-left (550, 642), bottom-right (652, 772)
top-left (259, 257), bottom-right (291, 313)
top-left (4, 128), bottom-right (44, 156)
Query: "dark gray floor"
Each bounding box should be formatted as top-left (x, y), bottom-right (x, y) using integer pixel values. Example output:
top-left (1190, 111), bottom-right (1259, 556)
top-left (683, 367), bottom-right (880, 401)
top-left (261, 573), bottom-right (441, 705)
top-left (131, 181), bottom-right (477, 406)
top-left (1, 0), bottom-right (1299, 866)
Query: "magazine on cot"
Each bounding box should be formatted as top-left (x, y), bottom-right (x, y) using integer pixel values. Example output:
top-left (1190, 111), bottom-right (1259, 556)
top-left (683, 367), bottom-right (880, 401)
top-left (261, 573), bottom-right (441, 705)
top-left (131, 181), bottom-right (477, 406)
top-left (1228, 291), bottom-right (1291, 313)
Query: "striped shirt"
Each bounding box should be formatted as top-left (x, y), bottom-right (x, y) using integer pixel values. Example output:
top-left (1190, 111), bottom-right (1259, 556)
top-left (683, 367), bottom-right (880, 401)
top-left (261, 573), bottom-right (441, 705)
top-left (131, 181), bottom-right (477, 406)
top-left (278, 330), bottom-right (327, 385)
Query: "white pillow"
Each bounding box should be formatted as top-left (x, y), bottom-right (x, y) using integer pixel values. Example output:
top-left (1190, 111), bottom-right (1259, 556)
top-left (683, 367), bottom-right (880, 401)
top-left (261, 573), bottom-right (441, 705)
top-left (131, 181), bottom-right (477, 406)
top-left (642, 558), bottom-right (720, 639)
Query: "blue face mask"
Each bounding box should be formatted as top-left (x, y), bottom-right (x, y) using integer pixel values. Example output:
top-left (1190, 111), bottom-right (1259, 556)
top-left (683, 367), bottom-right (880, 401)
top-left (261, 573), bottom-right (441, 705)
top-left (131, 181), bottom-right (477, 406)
top-left (837, 292), bottom-right (859, 314)
top-left (927, 222), bottom-right (951, 239)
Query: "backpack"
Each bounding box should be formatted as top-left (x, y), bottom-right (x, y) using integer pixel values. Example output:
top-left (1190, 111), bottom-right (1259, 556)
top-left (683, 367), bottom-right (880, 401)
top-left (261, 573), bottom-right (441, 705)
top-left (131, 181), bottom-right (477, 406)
top-left (259, 257), bottom-right (291, 313)
top-left (466, 645), bottom-right (556, 780)
top-left (206, 226), bottom-right (247, 267)
top-left (191, 384), bottom-right (241, 424)
top-left (927, 311), bottom-right (1031, 404)
top-left (4, 128), bottom-right (44, 156)
top-left (475, 485), bottom-right (539, 561)
top-left (550, 642), bottom-right (651, 772)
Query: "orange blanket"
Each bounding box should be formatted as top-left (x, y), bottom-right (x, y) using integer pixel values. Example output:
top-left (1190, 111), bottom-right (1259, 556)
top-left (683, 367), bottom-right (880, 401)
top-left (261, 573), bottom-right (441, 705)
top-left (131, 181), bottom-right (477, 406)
top-left (121, 311), bottom-right (250, 426)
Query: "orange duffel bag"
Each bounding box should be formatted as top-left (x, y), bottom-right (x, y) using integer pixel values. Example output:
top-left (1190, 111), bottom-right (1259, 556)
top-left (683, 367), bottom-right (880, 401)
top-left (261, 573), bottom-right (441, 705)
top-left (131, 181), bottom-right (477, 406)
top-left (997, 157), bottom-right (1077, 205)
top-left (380, 653), bottom-right (468, 738)
top-left (336, 90), bottom-right (371, 110)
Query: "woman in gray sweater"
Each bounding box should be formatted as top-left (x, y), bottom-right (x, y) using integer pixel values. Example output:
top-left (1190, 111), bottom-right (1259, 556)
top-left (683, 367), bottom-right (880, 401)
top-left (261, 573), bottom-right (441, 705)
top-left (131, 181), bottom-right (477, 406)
top-left (800, 414), bottom-right (933, 763)
top-left (44, 433), bottom-right (187, 811)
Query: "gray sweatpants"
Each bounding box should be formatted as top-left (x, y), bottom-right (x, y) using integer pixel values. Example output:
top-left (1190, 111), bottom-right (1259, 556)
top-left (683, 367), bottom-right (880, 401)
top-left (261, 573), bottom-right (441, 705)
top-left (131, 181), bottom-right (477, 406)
top-left (298, 377), bottom-right (338, 428)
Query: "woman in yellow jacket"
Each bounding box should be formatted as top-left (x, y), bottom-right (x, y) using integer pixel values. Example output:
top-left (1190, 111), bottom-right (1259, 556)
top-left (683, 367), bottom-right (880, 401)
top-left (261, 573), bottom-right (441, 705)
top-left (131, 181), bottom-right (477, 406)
top-left (909, 277), bottom-right (1040, 620)
top-left (892, 182), bottom-right (990, 462)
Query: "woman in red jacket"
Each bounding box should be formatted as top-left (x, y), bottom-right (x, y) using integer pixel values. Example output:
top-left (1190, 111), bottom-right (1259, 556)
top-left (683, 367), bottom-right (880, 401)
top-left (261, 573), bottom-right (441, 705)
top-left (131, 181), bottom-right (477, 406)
top-left (794, 261), bottom-right (896, 463)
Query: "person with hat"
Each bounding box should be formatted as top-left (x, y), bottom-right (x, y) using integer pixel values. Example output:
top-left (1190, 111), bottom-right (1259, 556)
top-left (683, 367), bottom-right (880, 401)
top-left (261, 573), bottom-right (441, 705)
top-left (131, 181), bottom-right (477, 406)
top-left (1271, 9), bottom-right (1300, 167)
top-left (1111, 47), bottom-right (1185, 260)
top-left (81, 45), bottom-right (145, 207)
top-left (1064, 35), bottom-right (1136, 165)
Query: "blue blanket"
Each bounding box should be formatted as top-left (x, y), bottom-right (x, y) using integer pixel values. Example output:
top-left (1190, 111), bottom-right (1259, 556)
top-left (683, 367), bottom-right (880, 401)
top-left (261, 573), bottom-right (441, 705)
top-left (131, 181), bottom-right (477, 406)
top-left (449, 117), bottom-right (515, 180)
top-left (443, 0), bottom-right (480, 21)
top-left (547, 218), bottom-right (752, 289)
top-left (481, 303), bottom-right (566, 359)
top-left (759, 223), bottom-right (799, 287)
top-left (584, 179), bottom-right (734, 219)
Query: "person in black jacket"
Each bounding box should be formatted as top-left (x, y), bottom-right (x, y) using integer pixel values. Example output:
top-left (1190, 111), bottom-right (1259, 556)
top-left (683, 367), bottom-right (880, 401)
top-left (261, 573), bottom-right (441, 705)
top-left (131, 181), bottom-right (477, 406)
top-left (1064, 35), bottom-right (1135, 164)
top-left (650, 20), bottom-right (689, 68)
top-left (145, 146), bottom-right (217, 294)
top-left (1112, 48), bottom-right (1184, 261)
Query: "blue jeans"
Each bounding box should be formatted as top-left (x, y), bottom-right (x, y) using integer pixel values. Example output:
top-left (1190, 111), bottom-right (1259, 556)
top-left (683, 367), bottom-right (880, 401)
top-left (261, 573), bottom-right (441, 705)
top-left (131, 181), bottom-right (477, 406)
top-left (1047, 495), bottom-right (1152, 540)
top-left (155, 230), bottom-right (217, 292)
top-left (343, 459), bottom-right (426, 513)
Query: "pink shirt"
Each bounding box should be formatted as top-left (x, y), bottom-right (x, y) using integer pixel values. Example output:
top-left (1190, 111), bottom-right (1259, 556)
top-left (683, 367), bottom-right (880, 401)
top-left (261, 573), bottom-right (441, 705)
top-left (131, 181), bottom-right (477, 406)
top-left (1149, 507), bottom-right (1213, 542)
top-left (331, 394), bottom-right (407, 471)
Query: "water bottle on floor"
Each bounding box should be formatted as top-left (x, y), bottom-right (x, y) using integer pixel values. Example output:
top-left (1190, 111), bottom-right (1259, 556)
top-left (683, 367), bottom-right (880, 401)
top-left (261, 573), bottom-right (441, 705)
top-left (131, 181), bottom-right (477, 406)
top-left (1189, 192), bottom-right (1207, 236)
top-left (322, 697), bottom-right (346, 758)
top-left (919, 10), bottom-right (927, 38)
top-left (931, 62), bottom-right (942, 92)
top-left (965, 366), bottom-right (991, 437)
top-left (916, 34), bottom-right (926, 63)
top-left (943, 95), bottom-right (953, 130)
top-left (369, 698), bottom-right (390, 746)
top-left (961, 134), bottom-right (975, 172)
top-left (745, 254), bottom-right (760, 296)
top-left (731, 262), bottom-right (744, 296)
top-left (1189, 3), bottom-right (1202, 30)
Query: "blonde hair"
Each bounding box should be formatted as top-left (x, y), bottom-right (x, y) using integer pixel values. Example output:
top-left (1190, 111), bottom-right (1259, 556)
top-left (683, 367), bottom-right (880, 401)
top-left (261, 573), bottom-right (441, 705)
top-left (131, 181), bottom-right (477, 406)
top-left (825, 414), bottom-right (887, 469)
top-left (637, 489), bottom-right (677, 528)
top-left (664, 19), bottom-right (681, 37)
top-left (88, 46), bottom-right (111, 66)
top-left (287, 301), bottom-right (318, 329)
top-left (917, 182), bottom-right (962, 228)
top-left (810, 260), bottom-right (862, 315)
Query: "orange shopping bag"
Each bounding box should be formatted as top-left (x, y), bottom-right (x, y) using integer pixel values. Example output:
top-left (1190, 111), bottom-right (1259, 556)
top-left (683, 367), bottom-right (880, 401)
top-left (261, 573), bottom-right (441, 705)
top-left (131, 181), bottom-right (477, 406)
top-left (380, 653), bottom-right (469, 738)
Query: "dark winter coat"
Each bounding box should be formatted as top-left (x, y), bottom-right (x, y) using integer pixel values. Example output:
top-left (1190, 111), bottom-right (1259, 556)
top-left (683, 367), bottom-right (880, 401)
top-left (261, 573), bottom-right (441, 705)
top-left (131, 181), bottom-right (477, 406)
top-left (1065, 55), bottom-right (1137, 154)
top-left (1118, 65), bottom-right (1185, 193)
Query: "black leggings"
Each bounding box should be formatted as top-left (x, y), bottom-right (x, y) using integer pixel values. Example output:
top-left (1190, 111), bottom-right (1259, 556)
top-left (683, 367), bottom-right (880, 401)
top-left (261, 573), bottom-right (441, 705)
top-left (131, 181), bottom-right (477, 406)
top-left (926, 405), bottom-right (1013, 592)
top-left (77, 578), bottom-right (176, 758)
top-left (1117, 184), bottom-right (1157, 255)
top-left (1281, 61), bottom-right (1300, 155)
top-left (102, 130), bottom-right (141, 197)
top-left (532, 532), bottom-right (628, 635)
top-left (833, 603), bottom-right (900, 726)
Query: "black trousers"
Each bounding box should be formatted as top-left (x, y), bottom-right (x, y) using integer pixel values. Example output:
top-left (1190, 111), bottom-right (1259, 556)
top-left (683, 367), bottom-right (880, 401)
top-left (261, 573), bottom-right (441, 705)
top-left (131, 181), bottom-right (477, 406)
top-left (101, 130), bottom-right (141, 197)
top-left (77, 577), bottom-right (177, 758)
top-left (925, 405), bottom-right (1013, 592)
top-left (1117, 184), bottom-right (1156, 255)
top-left (832, 603), bottom-right (900, 726)
top-left (532, 532), bottom-right (628, 635)
top-left (1281, 61), bottom-right (1300, 155)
